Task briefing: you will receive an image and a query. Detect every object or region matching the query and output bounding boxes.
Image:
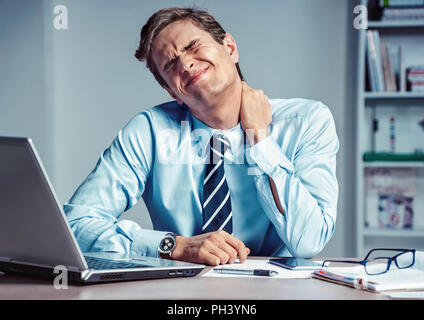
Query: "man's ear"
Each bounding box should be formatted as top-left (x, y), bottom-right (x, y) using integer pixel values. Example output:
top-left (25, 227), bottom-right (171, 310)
top-left (165, 86), bottom-right (184, 105)
top-left (223, 33), bottom-right (239, 64)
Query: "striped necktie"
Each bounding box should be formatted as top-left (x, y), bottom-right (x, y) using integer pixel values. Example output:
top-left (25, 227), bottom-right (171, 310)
top-left (201, 135), bottom-right (233, 234)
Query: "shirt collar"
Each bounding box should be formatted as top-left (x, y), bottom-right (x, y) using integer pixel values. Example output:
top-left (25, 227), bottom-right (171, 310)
top-left (190, 112), bottom-right (245, 158)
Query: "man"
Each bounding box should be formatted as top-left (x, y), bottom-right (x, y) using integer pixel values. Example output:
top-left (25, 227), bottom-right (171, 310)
top-left (64, 7), bottom-right (339, 266)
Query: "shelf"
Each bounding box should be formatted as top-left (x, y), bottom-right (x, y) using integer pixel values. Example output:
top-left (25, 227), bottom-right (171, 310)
top-left (368, 20), bottom-right (424, 28)
top-left (363, 161), bottom-right (424, 168)
top-left (363, 92), bottom-right (424, 99)
top-left (363, 228), bottom-right (424, 237)
top-left (355, 1), bottom-right (424, 257)
top-left (363, 152), bottom-right (424, 162)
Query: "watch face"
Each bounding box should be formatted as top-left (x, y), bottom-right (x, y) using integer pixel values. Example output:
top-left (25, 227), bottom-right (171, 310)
top-left (160, 237), bottom-right (175, 253)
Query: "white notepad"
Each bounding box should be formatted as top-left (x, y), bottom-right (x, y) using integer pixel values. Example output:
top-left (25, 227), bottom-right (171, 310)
top-left (202, 259), bottom-right (317, 279)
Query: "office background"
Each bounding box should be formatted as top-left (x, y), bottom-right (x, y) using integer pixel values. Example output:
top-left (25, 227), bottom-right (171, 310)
top-left (0, 0), bottom-right (357, 257)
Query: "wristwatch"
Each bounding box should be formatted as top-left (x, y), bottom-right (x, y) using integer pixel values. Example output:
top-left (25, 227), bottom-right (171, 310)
top-left (158, 233), bottom-right (177, 259)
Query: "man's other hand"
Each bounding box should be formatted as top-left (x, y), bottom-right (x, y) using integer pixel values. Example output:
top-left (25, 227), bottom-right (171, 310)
top-left (240, 81), bottom-right (272, 145)
top-left (171, 231), bottom-right (250, 266)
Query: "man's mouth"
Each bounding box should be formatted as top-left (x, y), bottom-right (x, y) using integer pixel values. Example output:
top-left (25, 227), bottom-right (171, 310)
top-left (186, 67), bottom-right (209, 87)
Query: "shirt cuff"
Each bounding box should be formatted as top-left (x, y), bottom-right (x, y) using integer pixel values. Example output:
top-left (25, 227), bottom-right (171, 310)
top-left (130, 229), bottom-right (170, 258)
top-left (245, 135), bottom-right (293, 175)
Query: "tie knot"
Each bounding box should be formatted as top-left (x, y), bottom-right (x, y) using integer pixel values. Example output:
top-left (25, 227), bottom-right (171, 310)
top-left (209, 135), bottom-right (230, 163)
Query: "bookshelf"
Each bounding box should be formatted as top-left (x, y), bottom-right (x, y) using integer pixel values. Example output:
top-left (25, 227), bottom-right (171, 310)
top-left (355, 0), bottom-right (424, 257)
top-left (364, 161), bottom-right (424, 168)
top-left (364, 92), bottom-right (424, 99)
top-left (368, 20), bottom-right (424, 28)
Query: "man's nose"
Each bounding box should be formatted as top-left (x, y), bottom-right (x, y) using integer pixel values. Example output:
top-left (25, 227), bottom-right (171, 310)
top-left (179, 53), bottom-right (195, 72)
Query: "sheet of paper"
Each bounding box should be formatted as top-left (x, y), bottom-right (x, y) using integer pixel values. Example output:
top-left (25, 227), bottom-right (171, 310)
top-left (202, 259), bottom-right (317, 279)
top-left (383, 291), bottom-right (424, 300)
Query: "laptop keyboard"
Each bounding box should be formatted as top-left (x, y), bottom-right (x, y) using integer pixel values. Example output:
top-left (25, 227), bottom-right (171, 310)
top-left (85, 256), bottom-right (146, 270)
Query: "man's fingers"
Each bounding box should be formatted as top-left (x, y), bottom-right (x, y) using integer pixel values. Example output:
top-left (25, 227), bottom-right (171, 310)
top-left (217, 241), bottom-right (238, 264)
top-left (204, 246), bottom-right (250, 266)
top-left (219, 231), bottom-right (250, 263)
top-left (204, 231), bottom-right (250, 265)
top-left (214, 250), bottom-right (231, 265)
top-left (172, 232), bottom-right (250, 266)
top-left (200, 247), bottom-right (230, 266)
top-left (198, 247), bottom-right (221, 266)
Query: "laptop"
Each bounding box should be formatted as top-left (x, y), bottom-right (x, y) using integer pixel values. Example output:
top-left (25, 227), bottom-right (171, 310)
top-left (0, 137), bottom-right (205, 283)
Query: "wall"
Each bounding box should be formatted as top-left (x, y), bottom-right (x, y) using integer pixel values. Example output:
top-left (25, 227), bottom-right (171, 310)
top-left (0, 0), bottom-right (355, 257)
top-left (0, 0), bottom-right (53, 174)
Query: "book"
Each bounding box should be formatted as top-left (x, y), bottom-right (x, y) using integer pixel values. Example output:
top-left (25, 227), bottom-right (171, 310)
top-left (366, 30), bottom-right (385, 92)
top-left (407, 66), bottom-right (424, 92)
top-left (312, 266), bottom-right (424, 292)
top-left (367, 30), bottom-right (379, 92)
top-left (411, 82), bottom-right (424, 92)
top-left (381, 41), bottom-right (397, 91)
top-left (364, 167), bottom-right (416, 229)
top-left (369, 0), bottom-right (424, 21)
top-left (378, 193), bottom-right (414, 229)
top-left (399, 45), bottom-right (406, 91)
top-left (373, 30), bottom-right (386, 91)
top-left (379, 0), bottom-right (424, 6)
top-left (387, 44), bottom-right (401, 91)
top-left (382, 8), bottom-right (424, 20)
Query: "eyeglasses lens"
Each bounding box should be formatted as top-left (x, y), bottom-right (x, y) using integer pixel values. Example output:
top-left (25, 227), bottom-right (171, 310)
top-left (396, 251), bottom-right (414, 269)
top-left (365, 258), bottom-right (390, 275)
top-left (364, 250), bottom-right (415, 275)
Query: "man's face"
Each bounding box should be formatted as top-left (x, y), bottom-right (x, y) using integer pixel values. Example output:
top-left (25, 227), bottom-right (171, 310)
top-left (152, 19), bottom-right (239, 111)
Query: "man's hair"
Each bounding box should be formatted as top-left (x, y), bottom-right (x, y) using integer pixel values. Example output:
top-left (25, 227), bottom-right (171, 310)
top-left (134, 7), bottom-right (244, 89)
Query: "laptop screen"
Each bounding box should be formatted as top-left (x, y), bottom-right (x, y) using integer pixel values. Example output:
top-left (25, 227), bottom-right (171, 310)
top-left (0, 137), bottom-right (87, 270)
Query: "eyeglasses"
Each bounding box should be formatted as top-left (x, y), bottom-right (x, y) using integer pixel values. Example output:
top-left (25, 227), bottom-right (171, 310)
top-left (322, 248), bottom-right (416, 275)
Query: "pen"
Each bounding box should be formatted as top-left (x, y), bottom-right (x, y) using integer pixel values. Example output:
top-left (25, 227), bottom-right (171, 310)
top-left (213, 267), bottom-right (278, 277)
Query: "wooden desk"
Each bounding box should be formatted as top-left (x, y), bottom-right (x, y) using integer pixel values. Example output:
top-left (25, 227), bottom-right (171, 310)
top-left (0, 264), bottom-right (388, 300)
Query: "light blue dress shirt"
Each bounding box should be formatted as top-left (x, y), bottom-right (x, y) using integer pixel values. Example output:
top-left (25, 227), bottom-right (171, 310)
top-left (64, 98), bottom-right (339, 258)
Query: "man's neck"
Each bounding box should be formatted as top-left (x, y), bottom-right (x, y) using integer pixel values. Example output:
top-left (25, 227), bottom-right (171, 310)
top-left (190, 80), bottom-right (242, 130)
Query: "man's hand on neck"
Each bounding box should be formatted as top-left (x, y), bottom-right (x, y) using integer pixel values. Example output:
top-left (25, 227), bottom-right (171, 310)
top-left (188, 80), bottom-right (272, 141)
top-left (240, 81), bottom-right (272, 145)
